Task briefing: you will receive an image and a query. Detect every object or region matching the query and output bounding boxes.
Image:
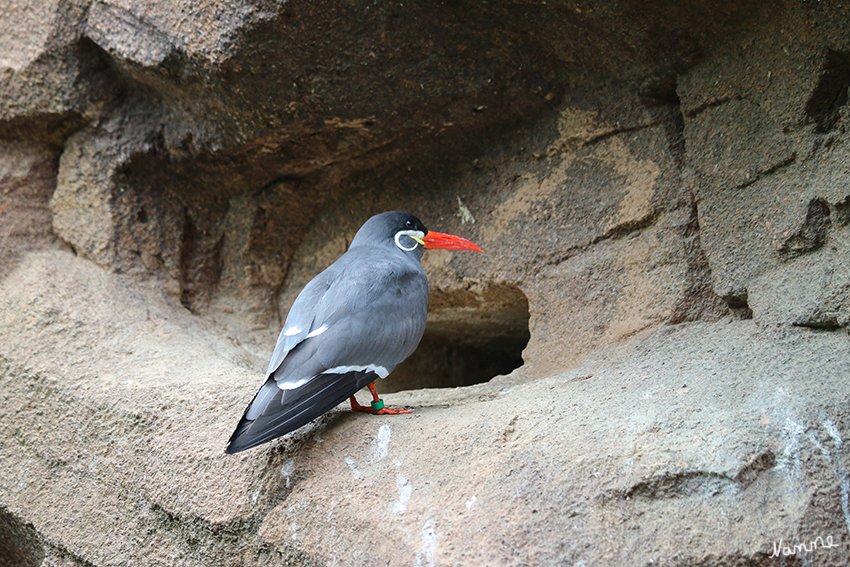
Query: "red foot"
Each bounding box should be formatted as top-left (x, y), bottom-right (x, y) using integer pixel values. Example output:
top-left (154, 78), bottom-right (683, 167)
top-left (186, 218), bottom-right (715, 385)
top-left (349, 382), bottom-right (414, 415)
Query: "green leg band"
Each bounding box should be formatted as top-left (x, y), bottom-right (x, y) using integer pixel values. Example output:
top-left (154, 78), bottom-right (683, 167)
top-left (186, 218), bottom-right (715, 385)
top-left (371, 399), bottom-right (385, 411)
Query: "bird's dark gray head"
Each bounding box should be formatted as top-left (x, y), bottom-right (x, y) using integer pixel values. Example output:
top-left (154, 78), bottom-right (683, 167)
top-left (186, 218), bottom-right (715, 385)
top-left (350, 211), bottom-right (429, 259)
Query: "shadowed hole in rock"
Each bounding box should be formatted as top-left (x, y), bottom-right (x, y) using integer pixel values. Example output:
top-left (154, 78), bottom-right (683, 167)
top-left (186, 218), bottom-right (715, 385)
top-left (383, 283), bottom-right (530, 393)
top-left (805, 49), bottom-right (850, 134)
top-left (722, 292), bottom-right (753, 320)
top-left (778, 198), bottom-right (831, 259)
top-left (0, 507), bottom-right (44, 567)
top-left (835, 194), bottom-right (850, 226)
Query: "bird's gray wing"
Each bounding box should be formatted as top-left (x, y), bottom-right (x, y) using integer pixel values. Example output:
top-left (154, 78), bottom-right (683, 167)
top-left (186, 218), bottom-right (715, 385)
top-left (314, 262), bottom-right (429, 371)
top-left (265, 269), bottom-right (335, 377)
top-left (273, 252), bottom-right (429, 381)
top-left (241, 269), bottom-right (334, 422)
top-left (225, 252), bottom-right (428, 453)
top-left (225, 370), bottom-right (378, 453)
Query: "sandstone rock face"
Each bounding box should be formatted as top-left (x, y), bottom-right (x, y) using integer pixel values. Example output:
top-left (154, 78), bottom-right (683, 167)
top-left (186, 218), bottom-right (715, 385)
top-left (2, 0), bottom-right (850, 566)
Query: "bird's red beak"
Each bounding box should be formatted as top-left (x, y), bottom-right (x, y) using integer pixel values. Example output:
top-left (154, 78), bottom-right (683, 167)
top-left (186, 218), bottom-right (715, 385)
top-left (422, 231), bottom-right (483, 252)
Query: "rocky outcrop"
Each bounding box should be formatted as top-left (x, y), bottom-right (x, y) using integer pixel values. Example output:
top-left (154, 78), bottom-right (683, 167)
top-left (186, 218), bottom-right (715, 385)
top-left (2, 0), bottom-right (850, 565)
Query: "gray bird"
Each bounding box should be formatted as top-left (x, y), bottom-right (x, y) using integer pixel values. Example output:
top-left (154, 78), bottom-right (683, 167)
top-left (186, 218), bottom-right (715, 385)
top-left (225, 211), bottom-right (482, 453)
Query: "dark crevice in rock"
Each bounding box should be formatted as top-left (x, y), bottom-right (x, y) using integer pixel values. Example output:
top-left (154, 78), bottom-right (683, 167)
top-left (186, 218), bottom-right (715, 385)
top-left (736, 152), bottom-right (797, 189)
top-left (179, 208), bottom-right (198, 311)
top-left (834, 194), bottom-right (850, 226)
top-left (0, 506), bottom-right (44, 567)
top-left (666, 86), bottom-right (687, 169)
top-left (386, 282), bottom-right (530, 392)
top-left (42, 543), bottom-right (99, 567)
top-left (670, 195), bottom-right (730, 324)
top-left (667, 551), bottom-right (805, 567)
top-left (723, 292), bottom-right (753, 320)
top-left (599, 209), bottom-right (662, 242)
top-left (641, 74), bottom-right (687, 169)
top-left (792, 318), bottom-right (842, 331)
top-left (178, 207), bottom-right (225, 313)
top-left (682, 96), bottom-right (737, 118)
top-left (0, 113), bottom-right (87, 148)
top-left (212, 176), bottom-right (330, 327)
top-left (760, 152), bottom-right (798, 176)
top-left (0, 145), bottom-right (62, 281)
top-left (537, 209), bottom-right (663, 273)
top-left (640, 75), bottom-right (682, 107)
top-left (76, 34), bottom-right (129, 105)
top-left (735, 450), bottom-right (776, 487)
top-left (583, 119), bottom-right (665, 148)
top-left (141, 502), bottom-right (321, 567)
top-left (778, 198), bottom-right (831, 260)
top-left (625, 471), bottom-right (739, 501)
top-left (546, 119), bottom-right (665, 159)
top-left (805, 49), bottom-right (850, 134)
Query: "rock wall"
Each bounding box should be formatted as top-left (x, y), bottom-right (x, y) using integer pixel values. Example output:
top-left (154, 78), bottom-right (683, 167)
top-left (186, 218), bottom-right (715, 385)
top-left (2, 0), bottom-right (850, 565)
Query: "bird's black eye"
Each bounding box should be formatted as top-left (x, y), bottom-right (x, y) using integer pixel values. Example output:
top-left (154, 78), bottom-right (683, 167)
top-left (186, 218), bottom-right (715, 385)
top-left (405, 220), bottom-right (413, 228)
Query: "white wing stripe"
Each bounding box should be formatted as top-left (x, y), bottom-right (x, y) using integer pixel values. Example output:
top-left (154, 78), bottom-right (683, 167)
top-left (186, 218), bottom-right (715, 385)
top-left (277, 377), bottom-right (312, 390)
top-left (275, 364), bottom-right (389, 397)
top-left (306, 325), bottom-right (328, 338)
top-left (283, 327), bottom-right (302, 336)
top-left (324, 364), bottom-right (390, 379)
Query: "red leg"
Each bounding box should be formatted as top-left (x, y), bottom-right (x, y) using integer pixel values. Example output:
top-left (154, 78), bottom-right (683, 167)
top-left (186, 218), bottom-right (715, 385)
top-left (349, 382), bottom-right (413, 415)
top-left (349, 394), bottom-right (371, 412)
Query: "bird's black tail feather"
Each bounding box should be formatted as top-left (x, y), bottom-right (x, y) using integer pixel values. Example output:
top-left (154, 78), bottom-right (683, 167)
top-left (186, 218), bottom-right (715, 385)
top-left (225, 371), bottom-right (376, 454)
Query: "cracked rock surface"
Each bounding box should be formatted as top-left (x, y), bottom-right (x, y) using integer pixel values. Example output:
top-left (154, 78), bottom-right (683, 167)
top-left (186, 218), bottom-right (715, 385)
top-left (2, 0), bottom-right (850, 565)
